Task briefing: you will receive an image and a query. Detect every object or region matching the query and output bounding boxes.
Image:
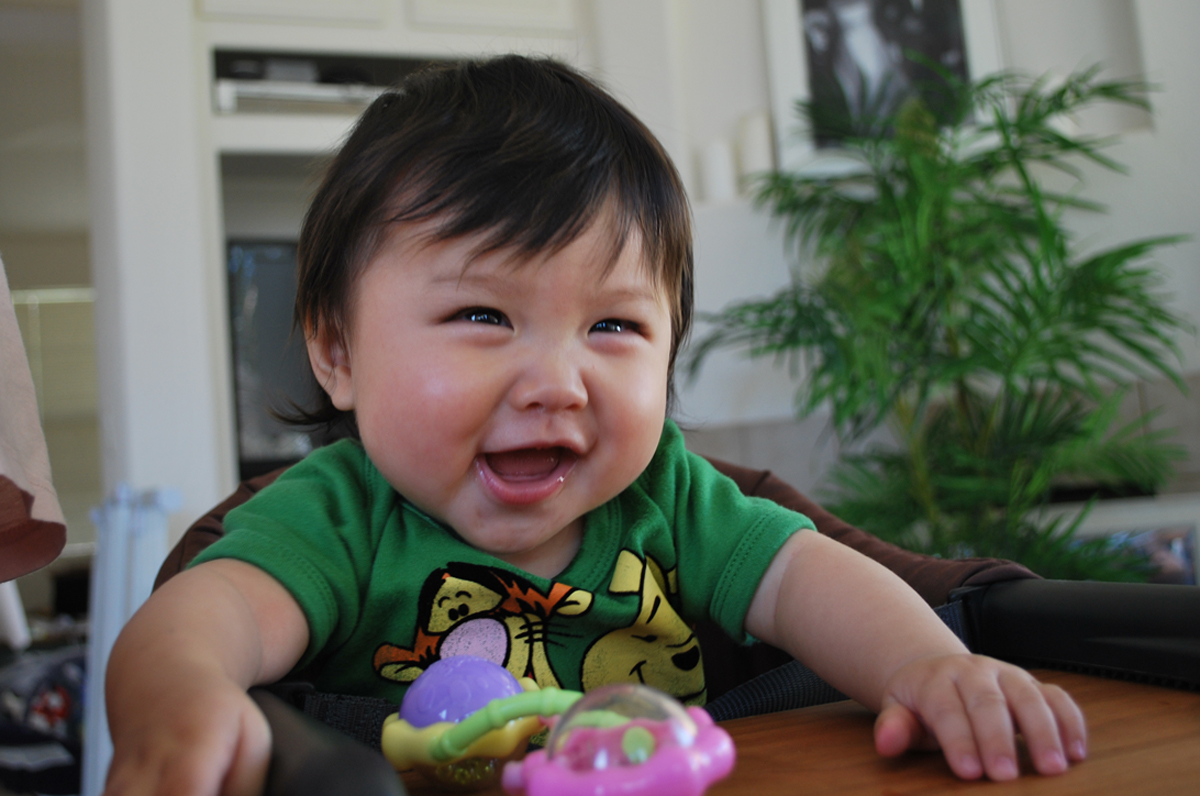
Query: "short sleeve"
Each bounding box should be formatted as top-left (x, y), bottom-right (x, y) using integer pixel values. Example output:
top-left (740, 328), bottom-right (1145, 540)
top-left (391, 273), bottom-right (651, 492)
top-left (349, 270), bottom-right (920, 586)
top-left (190, 440), bottom-right (394, 667)
top-left (635, 422), bottom-right (814, 643)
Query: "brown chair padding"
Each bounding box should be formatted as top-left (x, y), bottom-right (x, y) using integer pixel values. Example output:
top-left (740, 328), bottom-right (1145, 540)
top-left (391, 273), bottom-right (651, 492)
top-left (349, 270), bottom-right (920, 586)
top-left (154, 456), bottom-right (1036, 700)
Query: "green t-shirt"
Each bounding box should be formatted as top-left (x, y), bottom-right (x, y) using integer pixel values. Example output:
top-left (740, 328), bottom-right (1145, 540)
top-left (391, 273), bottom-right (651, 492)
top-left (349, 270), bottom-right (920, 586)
top-left (193, 420), bottom-right (813, 706)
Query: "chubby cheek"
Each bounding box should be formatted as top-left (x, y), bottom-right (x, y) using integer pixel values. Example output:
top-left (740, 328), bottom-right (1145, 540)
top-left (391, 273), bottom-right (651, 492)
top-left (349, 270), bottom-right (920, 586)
top-left (354, 347), bottom-right (495, 472)
top-left (602, 361), bottom-right (671, 474)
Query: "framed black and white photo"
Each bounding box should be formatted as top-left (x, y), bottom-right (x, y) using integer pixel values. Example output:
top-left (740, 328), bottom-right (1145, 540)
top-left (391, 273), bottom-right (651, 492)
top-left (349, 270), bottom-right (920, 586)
top-left (762, 0), bottom-right (1003, 170)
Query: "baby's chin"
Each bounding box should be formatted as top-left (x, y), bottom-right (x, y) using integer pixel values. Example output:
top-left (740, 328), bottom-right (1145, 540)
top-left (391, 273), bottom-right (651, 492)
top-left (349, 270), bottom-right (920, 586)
top-left (461, 517), bottom-right (586, 578)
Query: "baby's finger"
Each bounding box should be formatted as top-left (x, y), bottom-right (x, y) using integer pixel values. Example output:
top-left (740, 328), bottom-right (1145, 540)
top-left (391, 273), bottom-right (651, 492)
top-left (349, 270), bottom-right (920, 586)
top-left (221, 706), bottom-right (272, 796)
top-left (105, 743), bottom-right (221, 796)
top-left (156, 760), bottom-right (221, 796)
top-left (1043, 682), bottom-right (1088, 762)
top-left (874, 700), bottom-right (925, 757)
top-left (956, 671), bottom-right (1019, 781)
top-left (997, 670), bottom-right (1066, 776)
top-left (912, 684), bottom-right (985, 779)
top-left (102, 760), bottom-right (158, 796)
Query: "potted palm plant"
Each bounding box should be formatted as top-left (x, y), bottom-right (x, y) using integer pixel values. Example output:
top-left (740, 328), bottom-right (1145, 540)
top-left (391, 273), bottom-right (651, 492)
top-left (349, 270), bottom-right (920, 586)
top-left (686, 66), bottom-right (1190, 580)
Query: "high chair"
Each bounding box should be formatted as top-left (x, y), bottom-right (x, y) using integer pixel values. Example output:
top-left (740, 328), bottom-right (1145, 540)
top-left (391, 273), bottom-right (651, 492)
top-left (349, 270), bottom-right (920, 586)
top-left (153, 457), bottom-right (1200, 796)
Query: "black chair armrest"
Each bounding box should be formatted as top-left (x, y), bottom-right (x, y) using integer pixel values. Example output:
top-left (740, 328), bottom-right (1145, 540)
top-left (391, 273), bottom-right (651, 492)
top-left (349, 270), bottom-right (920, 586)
top-left (248, 687), bottom-right (406, 796)
top-left (953, 580), bottom-right (1200, 691)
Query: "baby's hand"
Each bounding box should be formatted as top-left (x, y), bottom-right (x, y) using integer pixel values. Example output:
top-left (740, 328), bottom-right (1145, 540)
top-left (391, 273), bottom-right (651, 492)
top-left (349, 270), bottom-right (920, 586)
top-left (103, 676), bottom-right (271, 796)
top-left (873, 654), bottom-right (1087, 781)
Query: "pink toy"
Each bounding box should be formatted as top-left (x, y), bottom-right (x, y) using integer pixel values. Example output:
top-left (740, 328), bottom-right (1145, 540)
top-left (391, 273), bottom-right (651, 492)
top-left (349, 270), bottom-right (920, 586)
top-left (501, 683), bottom-right (735, 796)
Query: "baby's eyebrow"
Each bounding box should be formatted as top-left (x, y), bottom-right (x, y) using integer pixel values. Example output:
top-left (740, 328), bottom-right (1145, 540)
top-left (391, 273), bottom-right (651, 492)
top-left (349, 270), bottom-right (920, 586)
top-left (596, 285), bottom-right (662, 305)
top-left (426, 268), bottom-right (515, 293)
top-left (431, 269), bottom-right (661, 304)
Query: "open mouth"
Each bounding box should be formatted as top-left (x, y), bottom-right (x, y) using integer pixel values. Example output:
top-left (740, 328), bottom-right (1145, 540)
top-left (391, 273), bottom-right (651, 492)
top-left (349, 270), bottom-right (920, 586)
top-left (477, 446), bottom-right (577, 505)
top-left (485, 448), bottom-right (567, 480)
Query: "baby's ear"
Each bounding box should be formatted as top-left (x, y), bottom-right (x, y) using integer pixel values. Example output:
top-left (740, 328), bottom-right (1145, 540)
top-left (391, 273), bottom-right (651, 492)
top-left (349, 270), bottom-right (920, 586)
top-left (307, 327), bottom-right (355, 410)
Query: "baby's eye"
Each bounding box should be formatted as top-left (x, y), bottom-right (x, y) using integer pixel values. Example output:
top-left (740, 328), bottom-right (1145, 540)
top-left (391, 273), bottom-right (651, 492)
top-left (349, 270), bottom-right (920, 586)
top-left (453, 307), bottom-right (510, 327)
top-left (591, 318), bottom-right (639, 334)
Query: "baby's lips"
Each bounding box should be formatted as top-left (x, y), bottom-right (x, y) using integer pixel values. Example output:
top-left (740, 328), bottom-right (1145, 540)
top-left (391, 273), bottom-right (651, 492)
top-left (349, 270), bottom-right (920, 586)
top-left (475, 449), bottom-right (577, 505)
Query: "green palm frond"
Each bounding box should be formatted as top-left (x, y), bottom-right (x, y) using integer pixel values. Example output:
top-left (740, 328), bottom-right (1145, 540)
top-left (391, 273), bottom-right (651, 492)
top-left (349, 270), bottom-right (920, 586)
top-left (686, 64), bottom-right (1190, 581)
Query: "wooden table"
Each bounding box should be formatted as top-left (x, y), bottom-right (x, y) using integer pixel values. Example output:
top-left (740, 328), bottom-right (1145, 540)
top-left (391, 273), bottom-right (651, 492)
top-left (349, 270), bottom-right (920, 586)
top-left (403, 670), bottom-right (1200, 795)
top-left (708, 670), bottom-right (1200, 795)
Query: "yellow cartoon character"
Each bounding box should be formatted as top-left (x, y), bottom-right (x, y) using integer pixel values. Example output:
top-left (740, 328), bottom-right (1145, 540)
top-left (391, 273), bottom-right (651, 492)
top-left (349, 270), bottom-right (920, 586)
top-left (580, 551), bottom-right (706, 705)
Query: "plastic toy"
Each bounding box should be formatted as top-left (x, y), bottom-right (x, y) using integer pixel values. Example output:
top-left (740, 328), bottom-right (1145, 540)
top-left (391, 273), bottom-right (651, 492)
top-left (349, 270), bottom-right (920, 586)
top-left (381, 656), bottom-right (581, 789)
top-left (502, 683), bottom-right (735, 796)
top-left (379, 656), bottom-right (735, 795)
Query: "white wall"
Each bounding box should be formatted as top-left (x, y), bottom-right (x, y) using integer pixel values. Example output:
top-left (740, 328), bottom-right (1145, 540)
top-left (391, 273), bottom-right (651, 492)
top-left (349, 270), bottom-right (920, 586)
top-left (82, 0), bottom-right (231, 540)
top-left (995, 0), bottom-right (1200, 373)
top-left (0, 4), bottom-right (87, 232)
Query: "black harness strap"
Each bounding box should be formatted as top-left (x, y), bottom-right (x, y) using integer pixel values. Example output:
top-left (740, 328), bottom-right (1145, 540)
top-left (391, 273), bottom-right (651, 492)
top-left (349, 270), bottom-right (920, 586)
top-left (262, 682), bottom-right (396, 751)
top-left (704, 601), bottom-right (971, 722)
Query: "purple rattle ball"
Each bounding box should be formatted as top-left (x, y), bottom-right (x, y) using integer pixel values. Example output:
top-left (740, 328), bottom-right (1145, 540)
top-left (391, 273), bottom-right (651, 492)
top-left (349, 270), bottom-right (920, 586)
top-left (399, 655), bottom-right (523, 728)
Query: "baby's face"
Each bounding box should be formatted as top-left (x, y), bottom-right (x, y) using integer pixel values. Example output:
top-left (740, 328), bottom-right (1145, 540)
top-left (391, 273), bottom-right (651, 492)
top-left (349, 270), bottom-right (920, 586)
top-left (314, 216), bottom-right (672, 577)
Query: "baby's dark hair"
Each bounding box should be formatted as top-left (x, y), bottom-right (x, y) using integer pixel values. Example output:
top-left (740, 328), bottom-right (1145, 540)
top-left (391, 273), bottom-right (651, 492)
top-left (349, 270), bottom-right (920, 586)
top-left (291, 54), bottom-right (693, 429)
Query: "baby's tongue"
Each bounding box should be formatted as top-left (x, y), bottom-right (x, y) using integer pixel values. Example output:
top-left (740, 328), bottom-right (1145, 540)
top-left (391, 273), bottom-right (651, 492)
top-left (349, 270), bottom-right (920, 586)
top-left (485, 448), bottom-right (562, 480)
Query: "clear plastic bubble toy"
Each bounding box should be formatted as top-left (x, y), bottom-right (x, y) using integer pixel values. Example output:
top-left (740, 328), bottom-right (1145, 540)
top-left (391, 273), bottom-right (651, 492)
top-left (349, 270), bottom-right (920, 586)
top-left (503, 683), bottom-right (734, 796)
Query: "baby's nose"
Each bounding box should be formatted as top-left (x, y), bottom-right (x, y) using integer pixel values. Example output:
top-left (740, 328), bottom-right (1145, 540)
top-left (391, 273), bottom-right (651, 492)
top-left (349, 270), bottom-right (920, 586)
top-left (509, 352), bottom-right (588, 412)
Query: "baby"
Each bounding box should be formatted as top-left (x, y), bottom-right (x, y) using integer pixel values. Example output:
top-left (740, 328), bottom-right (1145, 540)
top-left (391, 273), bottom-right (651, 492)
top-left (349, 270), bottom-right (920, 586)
top-left (104, 55), bottom-right (1085, 795)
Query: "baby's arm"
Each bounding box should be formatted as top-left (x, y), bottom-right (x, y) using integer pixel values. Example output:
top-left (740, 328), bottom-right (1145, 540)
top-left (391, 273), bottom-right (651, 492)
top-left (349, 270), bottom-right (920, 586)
top-left (744, 530), bottom-right (1086, 781)
top-left (103, 559), bottom-right (309, 796)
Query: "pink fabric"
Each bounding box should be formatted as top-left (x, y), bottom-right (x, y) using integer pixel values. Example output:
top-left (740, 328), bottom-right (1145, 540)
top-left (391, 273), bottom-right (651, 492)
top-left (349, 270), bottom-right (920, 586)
top-left (0, 255), bottom-right (65, 581)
